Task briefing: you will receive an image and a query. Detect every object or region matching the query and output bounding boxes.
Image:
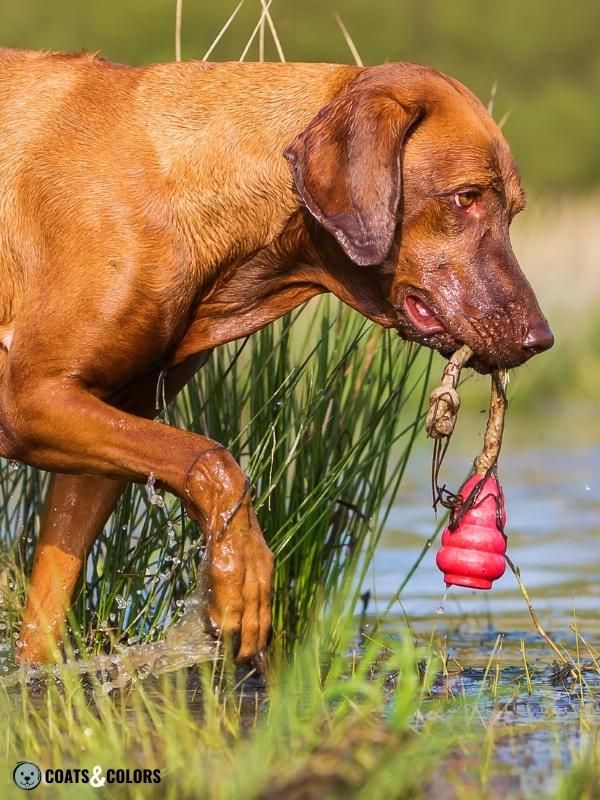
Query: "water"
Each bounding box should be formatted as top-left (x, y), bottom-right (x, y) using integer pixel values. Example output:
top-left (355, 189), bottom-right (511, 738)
top-left (2, 593), bottom-right (218, 692)
top-left (370, 409), bottom-right (600, 797)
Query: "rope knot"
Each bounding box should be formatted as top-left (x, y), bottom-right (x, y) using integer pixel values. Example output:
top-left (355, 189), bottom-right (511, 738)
top-left (426, 385), bottom-right (461, 439)
top-left (424, 344), bottom-right (472, 440)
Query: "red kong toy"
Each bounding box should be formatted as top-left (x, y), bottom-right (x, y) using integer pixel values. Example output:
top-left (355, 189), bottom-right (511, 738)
top-left (436, 474), bottom-right (507, 590)
top-left (425, 350), bottom-right (509, 591)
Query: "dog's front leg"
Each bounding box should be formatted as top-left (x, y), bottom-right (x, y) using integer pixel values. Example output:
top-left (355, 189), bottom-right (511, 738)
top-left (18, 360), bottom-right (204, 664)
top-left (11, 356), bottom-right (271, 663)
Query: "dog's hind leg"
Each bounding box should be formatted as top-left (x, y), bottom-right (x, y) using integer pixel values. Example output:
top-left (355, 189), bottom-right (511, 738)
top-left (17, 474), bottom-right (126, 663)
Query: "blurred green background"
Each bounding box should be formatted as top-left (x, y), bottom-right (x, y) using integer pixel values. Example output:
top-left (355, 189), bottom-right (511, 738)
top-left (2, 0), bottom-right (599, 195)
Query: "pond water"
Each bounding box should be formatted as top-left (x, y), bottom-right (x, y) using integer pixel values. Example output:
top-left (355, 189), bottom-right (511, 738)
top-left (371, 404), bottom-right (600, 797)
top-left (375, 407), bottom-right (600, 623)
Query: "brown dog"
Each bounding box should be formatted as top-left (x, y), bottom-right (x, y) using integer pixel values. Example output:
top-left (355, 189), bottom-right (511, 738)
top-left (0, 50), bottom-right (552, 663)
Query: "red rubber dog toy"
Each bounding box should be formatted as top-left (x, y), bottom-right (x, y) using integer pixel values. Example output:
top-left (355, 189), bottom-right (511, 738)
top-left (436, 474), bottom-right (507, 589)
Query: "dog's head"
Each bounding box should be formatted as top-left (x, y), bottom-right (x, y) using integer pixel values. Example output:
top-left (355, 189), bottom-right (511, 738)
top-left (285, 63), bottom-right (553, 371)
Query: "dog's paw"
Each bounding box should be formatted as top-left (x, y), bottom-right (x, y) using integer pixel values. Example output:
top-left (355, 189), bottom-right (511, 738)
top-left (204, 510), bottom-right (273, 661)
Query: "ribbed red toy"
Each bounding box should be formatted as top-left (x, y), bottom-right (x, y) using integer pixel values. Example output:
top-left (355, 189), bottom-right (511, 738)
top-left (436, 474), bottom-right (507, 589)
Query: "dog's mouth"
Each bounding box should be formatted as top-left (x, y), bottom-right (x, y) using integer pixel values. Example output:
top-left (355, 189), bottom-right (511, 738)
top-left (396, 291), bottom-right (514, 374)
top-left (397, 290), bottom-right (470, 358)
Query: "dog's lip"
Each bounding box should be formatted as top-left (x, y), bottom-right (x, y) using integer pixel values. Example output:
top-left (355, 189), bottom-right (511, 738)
top-left (402, 293), bottom-right (447, 335)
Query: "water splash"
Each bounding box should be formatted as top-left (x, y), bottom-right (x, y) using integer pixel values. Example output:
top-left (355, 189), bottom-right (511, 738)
top-left (146, 473), bottom-right (165, 508)
top-left (1, 592), bottom-right (218, 692)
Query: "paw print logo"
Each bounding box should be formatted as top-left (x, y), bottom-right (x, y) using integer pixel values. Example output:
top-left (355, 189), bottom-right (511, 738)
top-left (13, 762), bottom-right (42, 790)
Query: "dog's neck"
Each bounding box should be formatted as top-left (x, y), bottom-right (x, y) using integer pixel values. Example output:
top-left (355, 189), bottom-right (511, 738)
top-left (138, 61), bottom-right (398, 364)
top-left (142, 62), bottom-right (358, 277)
top-left (171, 211), bottom-right (398, 365)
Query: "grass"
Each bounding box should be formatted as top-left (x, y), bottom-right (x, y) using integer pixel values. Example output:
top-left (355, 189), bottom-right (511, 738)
top-left (0, 296), bottom-right (598, 800)
top-left (0, 300), bottom-right (434, 661)
top-left (0, 617), bottom-right (449, 800)
top-left (1, 606), bottom-right (599, 799)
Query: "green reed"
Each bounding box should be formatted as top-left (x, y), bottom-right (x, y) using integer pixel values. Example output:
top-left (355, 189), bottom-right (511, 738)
top-left (0, 299), bottom-right (433, 658)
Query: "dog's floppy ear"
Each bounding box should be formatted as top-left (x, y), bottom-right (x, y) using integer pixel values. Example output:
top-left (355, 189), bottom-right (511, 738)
top-left (284, 90), bottom-right (423, 267)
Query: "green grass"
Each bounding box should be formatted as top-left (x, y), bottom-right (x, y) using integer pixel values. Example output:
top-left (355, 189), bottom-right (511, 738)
top-left (1, 609), bottom-right (599, 799)
top-left (0, 618), bottom-right (449, 800)
top-left (0, 299), bottom-right (433, 661)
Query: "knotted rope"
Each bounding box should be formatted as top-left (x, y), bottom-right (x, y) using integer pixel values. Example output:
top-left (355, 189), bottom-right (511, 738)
top-left (425, 344), bottom-right (473, 439)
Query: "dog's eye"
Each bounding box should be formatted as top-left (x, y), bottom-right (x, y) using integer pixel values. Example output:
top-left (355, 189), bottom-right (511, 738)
top-left (454, 191), bottom-right (479, 208)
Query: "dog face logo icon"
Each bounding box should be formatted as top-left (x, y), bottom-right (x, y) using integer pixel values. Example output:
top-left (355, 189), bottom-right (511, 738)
top-left (13, 762), bottom-right (42, 790)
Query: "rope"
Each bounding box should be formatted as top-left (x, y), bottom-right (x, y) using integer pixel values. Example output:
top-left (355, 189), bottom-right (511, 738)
top-left (425, 346), bottom-right (507, 519)
top-left (425, 344), bottom-right (472, 439)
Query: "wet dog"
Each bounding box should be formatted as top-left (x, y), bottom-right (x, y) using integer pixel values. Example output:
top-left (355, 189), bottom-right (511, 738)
top-left (0, 50), bottom-right (552, 662)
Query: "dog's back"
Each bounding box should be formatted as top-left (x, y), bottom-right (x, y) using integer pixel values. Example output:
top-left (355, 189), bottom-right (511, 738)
top-left (0, 50), bottom-right (354, 332)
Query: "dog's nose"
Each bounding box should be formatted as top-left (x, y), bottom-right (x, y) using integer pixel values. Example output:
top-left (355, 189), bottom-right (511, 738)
top-left (522, 320), bottom-right (554, 354)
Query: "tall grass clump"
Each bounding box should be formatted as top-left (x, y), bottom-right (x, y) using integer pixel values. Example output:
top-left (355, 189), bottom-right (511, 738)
top-left (0, 299), bottom-right (432, 659)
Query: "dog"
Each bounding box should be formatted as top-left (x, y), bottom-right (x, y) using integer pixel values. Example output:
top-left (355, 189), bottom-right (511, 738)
top-left (0, 49), bottom-right (553, 663)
